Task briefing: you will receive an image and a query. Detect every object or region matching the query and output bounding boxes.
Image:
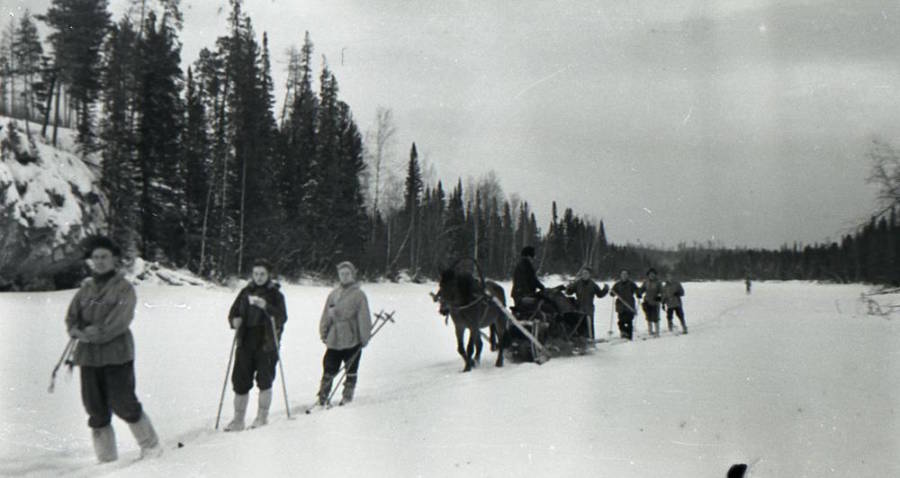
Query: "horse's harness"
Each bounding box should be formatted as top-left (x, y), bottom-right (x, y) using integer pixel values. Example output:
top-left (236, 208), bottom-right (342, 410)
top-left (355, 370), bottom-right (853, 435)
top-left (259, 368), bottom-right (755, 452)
top-left (443, 291), bottom-right (495, 326)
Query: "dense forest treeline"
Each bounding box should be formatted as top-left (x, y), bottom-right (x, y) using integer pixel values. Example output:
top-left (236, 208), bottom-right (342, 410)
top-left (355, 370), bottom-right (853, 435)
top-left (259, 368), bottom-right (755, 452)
top-left (1, 0), bottom-right (897, 287)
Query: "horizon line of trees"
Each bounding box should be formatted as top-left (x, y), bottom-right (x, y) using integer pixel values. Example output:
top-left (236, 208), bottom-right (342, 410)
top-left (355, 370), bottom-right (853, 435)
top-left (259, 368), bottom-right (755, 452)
top-left (3, 0), bottom-right (897, 287)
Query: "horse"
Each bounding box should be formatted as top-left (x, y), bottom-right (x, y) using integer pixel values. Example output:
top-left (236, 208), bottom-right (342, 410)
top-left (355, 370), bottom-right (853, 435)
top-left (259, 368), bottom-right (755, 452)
top-left (433, 268), bottom-right (508, 372)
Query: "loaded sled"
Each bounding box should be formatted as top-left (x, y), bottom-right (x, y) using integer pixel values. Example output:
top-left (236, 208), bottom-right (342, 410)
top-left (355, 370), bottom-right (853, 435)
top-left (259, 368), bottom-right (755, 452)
top-left (503, 286), bottom-right (593, 363)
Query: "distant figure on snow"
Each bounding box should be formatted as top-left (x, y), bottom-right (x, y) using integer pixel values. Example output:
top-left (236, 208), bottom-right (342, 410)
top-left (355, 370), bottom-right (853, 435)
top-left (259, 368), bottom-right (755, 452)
top-left (511, 246), bottom-right (546, 311)
top-left (639, 268), bottom-right (663, 337)
top-left (224, 259), bottom-right (287, 431)
top-left (565, 266), bottom-right (609, 340)
top-left (610, 269), bottom-right (640, 340)
top-left (317, 261), bottom-right (373, 406)
top-left (745, 274), bottom-right (752, 294)
top-left (65, 236), bottom-right (162, 462)
top-left (662, 273), bottom-right (687, 334)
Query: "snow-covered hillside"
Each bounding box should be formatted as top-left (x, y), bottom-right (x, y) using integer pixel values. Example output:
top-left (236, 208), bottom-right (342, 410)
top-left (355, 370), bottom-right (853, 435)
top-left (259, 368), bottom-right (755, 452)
top-left (0, 116), bottom-right (104, 288)
top-left (0, 281), bottom-right (897, 477)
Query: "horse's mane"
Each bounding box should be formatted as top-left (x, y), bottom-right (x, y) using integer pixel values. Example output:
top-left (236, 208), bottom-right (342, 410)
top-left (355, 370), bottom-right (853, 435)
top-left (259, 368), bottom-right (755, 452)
top-left (440, 268), bottom-right (482, 303)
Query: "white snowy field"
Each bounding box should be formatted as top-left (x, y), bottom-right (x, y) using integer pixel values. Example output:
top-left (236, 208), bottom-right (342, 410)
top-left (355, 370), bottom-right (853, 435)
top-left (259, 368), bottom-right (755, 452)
top-left (1, 280), bottom-right (898, 477)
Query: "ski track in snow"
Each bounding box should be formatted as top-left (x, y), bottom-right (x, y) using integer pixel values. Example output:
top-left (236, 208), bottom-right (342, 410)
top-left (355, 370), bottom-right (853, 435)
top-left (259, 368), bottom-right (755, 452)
top-left (1, 281), bottom-right (898, 477)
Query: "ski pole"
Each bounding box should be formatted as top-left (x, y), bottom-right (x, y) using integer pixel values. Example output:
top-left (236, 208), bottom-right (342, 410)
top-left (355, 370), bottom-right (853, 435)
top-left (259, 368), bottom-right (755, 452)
top-left (326, 311), bottom-right (395, 404)
top-left (48, 337), bottom-right (76, 394)
top-left (267, 313), bottom-right (291, 419)
top-left (214, 330), bottom-right (239, 430)
top-left (607, 300), bottom-right (615, 337)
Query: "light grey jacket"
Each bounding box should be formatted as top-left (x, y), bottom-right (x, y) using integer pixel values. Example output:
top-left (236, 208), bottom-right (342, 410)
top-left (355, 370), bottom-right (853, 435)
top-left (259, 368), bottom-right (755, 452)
top-left (319, 282), bottom-right (372, 350)
top-left (65, 273), bottom-right (137, 366)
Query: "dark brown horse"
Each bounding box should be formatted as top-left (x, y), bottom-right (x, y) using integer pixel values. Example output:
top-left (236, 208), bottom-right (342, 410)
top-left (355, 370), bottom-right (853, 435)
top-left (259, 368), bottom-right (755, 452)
top-left (434, 269), bottom-right (508, 372)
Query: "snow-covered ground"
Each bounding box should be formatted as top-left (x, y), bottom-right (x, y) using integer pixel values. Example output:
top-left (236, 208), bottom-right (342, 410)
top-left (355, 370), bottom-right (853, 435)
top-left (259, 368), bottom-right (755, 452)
top-left (1, 280), bottom-right (898, 477)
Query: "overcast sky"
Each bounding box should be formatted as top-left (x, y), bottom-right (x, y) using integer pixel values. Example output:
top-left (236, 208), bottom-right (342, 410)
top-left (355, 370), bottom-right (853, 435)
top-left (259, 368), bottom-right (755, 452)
top-left (4, 0), bottom-right (895, 248)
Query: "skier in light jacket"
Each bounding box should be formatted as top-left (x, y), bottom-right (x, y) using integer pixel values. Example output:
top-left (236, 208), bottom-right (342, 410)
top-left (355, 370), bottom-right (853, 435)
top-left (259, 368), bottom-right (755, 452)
top-left (65, 236), bottom-right (161, 463)
top-left (317, 261), bottom-right (373, 406)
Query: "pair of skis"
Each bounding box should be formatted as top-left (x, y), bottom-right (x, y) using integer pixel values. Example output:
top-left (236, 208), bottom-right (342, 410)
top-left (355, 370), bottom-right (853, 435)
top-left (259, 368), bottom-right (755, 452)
top-left (305, 310), bottom-right (396, 414)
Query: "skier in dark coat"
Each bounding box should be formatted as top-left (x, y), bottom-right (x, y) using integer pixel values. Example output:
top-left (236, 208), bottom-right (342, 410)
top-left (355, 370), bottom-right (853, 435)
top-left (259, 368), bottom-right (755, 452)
top-left (317, 261), bottom-right (373, 406)
top-left (610, 269), bottom-right (640, 340)
top-left (662, 273), bottom-right (687, 334)
top-left (511, 246), bottom-right (546, 311)
top-left (224, 259), bottom-right (287, 431)
top-left (565, 266), bottom-right (609, 339)
top-left (639, 268), bottom-right (663, 337)
top-left (65, 236), bottom-right (161, 462)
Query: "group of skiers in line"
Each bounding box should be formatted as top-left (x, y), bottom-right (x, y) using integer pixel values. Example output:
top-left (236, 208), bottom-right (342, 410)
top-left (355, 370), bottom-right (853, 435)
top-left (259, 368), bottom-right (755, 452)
top-left (63, 236), bottom-right (373, 464)
top-left (511, 246), bottom-right (688, 341)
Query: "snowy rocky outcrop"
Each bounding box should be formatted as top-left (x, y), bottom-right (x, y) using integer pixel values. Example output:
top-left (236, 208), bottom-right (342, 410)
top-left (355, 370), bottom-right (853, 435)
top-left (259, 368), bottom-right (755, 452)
top-left (0, 117), bottom-right (105, 289)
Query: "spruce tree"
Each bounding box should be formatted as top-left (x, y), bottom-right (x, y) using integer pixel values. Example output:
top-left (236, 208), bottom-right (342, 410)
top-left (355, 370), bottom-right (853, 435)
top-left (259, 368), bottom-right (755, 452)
top-left (41, 0), bottom-right (111, 151)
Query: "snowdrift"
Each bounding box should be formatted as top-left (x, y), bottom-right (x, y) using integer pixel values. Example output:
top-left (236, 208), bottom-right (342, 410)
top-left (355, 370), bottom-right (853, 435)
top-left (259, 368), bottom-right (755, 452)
top-left (0, 281), bottom-right (897, 477)
top-left (0, 116), bottom-right (104, 289)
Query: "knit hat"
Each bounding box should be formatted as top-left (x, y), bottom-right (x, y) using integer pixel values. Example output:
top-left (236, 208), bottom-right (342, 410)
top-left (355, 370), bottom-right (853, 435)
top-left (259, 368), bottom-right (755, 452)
top-left (336, 261), bottom-right (357, 273)
top-left (647, 267), bottom-right (657, 276)
top-left (82, 235), bottom-right (121, 259)
top-left (521, 246), bottom-right (536, 258)
top-left (251, 258), bottom-right (273, 272)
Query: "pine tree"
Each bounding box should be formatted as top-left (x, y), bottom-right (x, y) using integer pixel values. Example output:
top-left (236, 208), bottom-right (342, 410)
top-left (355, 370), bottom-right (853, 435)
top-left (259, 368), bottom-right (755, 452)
top-left (41, 0), bottom-right (111, 151)
top-left (99, 18), bottom-right (140, 257)
top-left (135, 9), bottom-right (185, 262)
top-left (183, 66), bottom-right (212, 272)
top-left (12, 11), bottom-right (42, 128)
top-left (403, 143), bottom-right (423, 273)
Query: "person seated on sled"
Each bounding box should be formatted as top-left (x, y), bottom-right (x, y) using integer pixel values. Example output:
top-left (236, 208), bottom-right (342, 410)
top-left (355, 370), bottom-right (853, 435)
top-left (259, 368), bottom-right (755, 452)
top-left (565, 266), bottom-right (610, 339)
top-left (511, 246), bottom-right (546, 315)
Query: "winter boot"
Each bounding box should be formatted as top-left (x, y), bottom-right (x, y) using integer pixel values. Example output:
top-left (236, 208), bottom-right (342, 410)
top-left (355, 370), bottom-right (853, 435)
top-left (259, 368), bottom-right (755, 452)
top-left (317, 374), bottom-right (335, 406)
top-left (339, 374), bottom-right (357, 406)
top-left (224, 393), bottom-right (249, 432)
top-left (251, 388), bottom-right (272, 428)
top-left (667, 319), bottom-right (674, 332)
top-left (91, 425), bottom-right (118, 463)
top-left (128, 412), bottom-right (162, 459)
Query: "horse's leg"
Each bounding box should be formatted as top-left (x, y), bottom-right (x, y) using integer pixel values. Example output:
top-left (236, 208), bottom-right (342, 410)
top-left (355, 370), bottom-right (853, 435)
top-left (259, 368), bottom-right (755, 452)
top-left (465, 327), bottom-right (476, 371)
top-left (473, 327), bottom-right (483, 366)
top-left (494, 316), bottom-right (505, 368)
top-left (455, 323), bottom-right (471, 372)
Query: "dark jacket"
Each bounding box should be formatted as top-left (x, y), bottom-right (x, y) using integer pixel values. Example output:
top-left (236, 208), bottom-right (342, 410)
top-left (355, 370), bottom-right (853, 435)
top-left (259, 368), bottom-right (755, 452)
top-left (228, 281), bottom-right (287, 352)
top-left (320, 282), bottom-right (372, 350)
top-left (65, 273), bottom-right (136, 366)
top-left (511, 257), bottom-right (545, 302)
top-left (662, 281), bottom-right (685, 308)
top-left (565, 279), bottom-right (609, 313)
top-left (611, 280), bottom-right (640, 314)
top-left (639, 278), bottom-right (663, 307)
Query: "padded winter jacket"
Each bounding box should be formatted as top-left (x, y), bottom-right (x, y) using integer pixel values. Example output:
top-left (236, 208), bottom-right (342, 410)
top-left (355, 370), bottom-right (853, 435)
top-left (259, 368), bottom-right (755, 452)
top-left (511, 257), bottom-right (545, 302)
top-left (228, 281), bottom-right (287, 352)
top-left (639, 278), bottom-right (663, 306)
top-left (662, 281), bottom-right (685, 308)
top-left (565, 279), bottom-right (609, 313)
top-left (65, 273), bottom-right (136, 367)
top-left (320, 282), bottom-right (372, 350)
top-left (611, 280), bottom-right (640, 314)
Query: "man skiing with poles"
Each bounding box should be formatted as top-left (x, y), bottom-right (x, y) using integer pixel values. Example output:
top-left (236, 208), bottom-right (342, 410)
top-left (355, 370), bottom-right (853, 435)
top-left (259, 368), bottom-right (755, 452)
top-left (222, 258), bottom-right (287, 431)
top-left (662, 271), bottom-right (688, 334)
top-left (565, 265), bottom-right (609, 340)
top-left (639, 268), bottom-right (663, 338)
top-left (316, 261), bottom-right (373, 407)
top-left (610, 269), bottom-right (640, 340)
top-left (64, 236), bottom-right (162, 462)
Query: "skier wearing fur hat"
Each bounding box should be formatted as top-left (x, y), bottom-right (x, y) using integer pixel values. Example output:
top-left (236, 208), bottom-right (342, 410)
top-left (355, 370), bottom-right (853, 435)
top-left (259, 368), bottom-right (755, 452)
top-left (317, 261), bottom-right (372, 406)
top-left (64, 236), bottom-right (162, 463)
top-left (662, 273), bottom-right (688, 334)
top-left (610, 269), bottom-right (640, 340)
top-left (224, 258), bottom-right (287, 431)
top-left (565, 266), bottom-right (609, 339)
top-left (639, 268), bottom-right (663, 337)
